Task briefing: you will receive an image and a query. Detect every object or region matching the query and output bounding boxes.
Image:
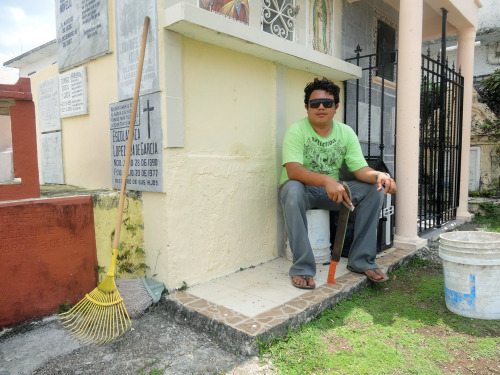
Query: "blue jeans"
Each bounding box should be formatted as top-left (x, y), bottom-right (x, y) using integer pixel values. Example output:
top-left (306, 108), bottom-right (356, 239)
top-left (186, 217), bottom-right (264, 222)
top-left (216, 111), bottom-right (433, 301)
top-left (279, 180), bottom-right (384, 277)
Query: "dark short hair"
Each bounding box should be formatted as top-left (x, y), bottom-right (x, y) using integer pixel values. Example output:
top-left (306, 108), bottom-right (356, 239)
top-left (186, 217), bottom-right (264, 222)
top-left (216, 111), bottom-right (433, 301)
top-left (304, 77), bottom-right (340, 106)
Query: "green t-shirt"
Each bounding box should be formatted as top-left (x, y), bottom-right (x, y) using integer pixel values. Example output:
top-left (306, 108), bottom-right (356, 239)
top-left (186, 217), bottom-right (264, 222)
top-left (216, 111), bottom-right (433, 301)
top-left (279, 117), bottom-right (367, 184)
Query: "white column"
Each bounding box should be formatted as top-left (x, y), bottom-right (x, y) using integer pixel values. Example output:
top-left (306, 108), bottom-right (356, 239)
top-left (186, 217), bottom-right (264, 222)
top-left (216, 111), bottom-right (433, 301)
top-left (456, 27), bottom-right (477, 221)
top-left (393, 0), bottom-right (427, 250)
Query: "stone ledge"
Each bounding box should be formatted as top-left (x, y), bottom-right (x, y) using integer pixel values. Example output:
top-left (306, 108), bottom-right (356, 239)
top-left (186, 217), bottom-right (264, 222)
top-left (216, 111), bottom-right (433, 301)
top-left (163, 247), bottom-right (418, 355)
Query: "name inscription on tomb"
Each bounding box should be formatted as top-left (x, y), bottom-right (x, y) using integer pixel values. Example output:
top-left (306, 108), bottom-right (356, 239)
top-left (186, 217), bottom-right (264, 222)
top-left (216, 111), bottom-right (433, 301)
top-left (109, 92), bottom-right (163, 192)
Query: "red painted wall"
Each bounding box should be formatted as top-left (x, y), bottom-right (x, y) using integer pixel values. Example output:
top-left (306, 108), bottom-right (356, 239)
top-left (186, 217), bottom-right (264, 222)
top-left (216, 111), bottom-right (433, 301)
top-left (0, 77), bottom-right (40, 201)
top-left (0, 196), bottom-right (97, 327)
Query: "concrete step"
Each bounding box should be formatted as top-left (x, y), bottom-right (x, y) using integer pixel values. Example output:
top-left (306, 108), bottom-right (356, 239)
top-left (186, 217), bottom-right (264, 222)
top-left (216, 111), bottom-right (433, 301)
top-left (164, 247), bottom-right (418, 355)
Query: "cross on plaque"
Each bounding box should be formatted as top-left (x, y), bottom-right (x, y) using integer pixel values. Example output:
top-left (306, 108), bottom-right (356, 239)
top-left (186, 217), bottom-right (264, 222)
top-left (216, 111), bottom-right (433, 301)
top-left (143, 99), bottom-right (155, 139)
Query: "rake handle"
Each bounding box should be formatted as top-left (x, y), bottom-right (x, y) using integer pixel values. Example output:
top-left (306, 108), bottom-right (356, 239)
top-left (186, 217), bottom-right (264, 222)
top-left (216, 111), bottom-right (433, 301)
top-left (112, 16), bottom-right (150, 251)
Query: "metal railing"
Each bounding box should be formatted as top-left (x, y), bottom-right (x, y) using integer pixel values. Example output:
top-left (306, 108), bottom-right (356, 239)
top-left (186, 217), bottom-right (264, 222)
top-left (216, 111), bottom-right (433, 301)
top-left (418, 50), bottom-right (464, 232)
top-left (344, 45), bottom-right (397, 250)
top-left (344, 45), bottom-right (464, 234)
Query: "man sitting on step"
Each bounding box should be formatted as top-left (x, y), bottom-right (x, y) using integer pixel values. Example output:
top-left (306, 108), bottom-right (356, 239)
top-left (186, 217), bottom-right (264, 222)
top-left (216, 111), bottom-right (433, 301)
top-left (279, 77), bottom-right (397, 289)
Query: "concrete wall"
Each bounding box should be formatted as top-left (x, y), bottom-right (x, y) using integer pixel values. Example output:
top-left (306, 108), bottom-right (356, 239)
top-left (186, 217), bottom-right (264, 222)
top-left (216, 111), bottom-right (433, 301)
top-left (423, 0), bottom-right (500, 78)
top-left (22, 0), bottom-right (354, 290)
top-left (471, 90), bottom-right (500, 192)
top-left (477, 0), bottom-right (500, 30)
top-left (30, 58), bottom-right (118, 189)
top-left (144, 39), bottom-right (342, 288)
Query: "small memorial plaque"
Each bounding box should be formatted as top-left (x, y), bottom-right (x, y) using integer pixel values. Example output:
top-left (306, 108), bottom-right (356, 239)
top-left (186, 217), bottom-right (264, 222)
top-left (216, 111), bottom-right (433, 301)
top-left (37, 77), bottom-right (61, 133)
top-left (110, 92), bottom-right (163, 192)
top-left (56, 0), bottom-right (110, 72)
top-left (59, 66), bottom-right (88, 118)
top-left (115, 0), bottom-right (159, 101)
top-left (40, 132), bottom-right (65, 184)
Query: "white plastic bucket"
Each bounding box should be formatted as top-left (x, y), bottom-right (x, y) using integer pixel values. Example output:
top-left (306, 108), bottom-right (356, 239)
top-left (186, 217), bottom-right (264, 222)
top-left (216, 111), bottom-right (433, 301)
top-left (439, 231), bottom-right (500, 320)
top-left (285, 209), bottom-right (331, 264)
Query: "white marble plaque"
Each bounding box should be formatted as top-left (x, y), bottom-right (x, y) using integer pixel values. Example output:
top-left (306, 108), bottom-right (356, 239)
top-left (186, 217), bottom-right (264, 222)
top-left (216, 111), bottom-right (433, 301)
top-left (469, 146), bottom-right (480, 192)
top-left (37, 77), bottom-right (61, 132)
top-left (59, 66), bottom-right (88, 118)
top-left (110, 92), bottom-right (163, 192)
top-left (41, 132), bottom-right (65, 184)
top-left (56, 0), bottom-right (110, 72)
top-left (115, 0), bottom-right (159, 101)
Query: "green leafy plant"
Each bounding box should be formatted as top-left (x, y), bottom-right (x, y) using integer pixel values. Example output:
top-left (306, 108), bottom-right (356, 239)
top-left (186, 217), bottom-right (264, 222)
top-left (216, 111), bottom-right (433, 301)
top-left (477, 68), bottom-right (500, 141)
top-left (478, 201), bottom-right (500, 214)
top-left (116, 245), bottom-right (150, 275)
top-left (115, 225), bottom-right (149, 275)
top-left (138, 359), bottom-right (166, 375)
top-left (478, 120), bottom-right (500, 141)
top-left (94, 264), bottom-right (106, 283)
top-left (473, 214), bottom-right (500, 232)
top-left (469, 188), bottom-right (497, 198)
top-left (179, 281), bottom-right (188, 291)
top-left (58, 301), bottom-right (72, 314)
top-left (478, 68), bottom-right (500, 118)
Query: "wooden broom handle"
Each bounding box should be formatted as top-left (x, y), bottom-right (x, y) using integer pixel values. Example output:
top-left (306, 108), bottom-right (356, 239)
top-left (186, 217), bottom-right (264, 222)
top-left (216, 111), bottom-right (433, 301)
top-left (112, 16), bottom-right (150, 250)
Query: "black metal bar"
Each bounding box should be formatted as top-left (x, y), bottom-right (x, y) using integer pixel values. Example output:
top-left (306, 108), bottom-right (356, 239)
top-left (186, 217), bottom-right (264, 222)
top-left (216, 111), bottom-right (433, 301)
top-left (457, 69), bottom-right (464, 212)
top-left (368, 56), bottom-right (373, 158)
top-left (445, 66), bottom-right (452, 222)
top-left (355, 45), bottom-right (362, 135)
top-left (380, 56), bottom-right (385, 157)
top-left (418, 61), bottom-right (425, 231)
top-left (436, 7), bottom-right (448, 228)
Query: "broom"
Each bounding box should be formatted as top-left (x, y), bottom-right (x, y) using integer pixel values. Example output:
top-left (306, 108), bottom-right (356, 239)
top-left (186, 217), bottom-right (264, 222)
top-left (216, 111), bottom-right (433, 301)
top-left (116, 277), bottom-right (165, 317)
top-left (59, 16), bottom-right (150, 344)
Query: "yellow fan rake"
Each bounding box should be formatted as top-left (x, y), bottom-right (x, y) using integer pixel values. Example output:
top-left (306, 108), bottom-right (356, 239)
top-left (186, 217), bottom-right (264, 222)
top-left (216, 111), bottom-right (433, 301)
top-left (59, 16), bottom-right (150, 344)
top-left (59, 249), bottom-right (131, 343)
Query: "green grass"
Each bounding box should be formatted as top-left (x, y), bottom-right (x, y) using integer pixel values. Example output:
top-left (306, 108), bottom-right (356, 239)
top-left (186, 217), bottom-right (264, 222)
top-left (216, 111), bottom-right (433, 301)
top-left (138, 359), bottom-right (166, 375)
top-left (262, 255), bottom-right (500, 374)
top-left (473, 214), bottom-right (500, 232)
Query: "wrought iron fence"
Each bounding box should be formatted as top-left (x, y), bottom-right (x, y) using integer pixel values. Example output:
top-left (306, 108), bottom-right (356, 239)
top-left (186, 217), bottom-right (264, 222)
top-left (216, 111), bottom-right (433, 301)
top-left (344, 45), bottom-right (464, 235)
top-left (418, 49), bottom-right (464, 232)
top-left (344, 45), bottom-right (397, 166)
top-left (344, 46), bottom-right (397, 251)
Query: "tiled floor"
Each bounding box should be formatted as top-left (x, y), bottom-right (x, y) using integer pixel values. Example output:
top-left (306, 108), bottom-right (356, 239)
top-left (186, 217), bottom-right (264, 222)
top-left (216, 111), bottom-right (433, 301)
top-left (186, 257), bottom-right (350, 317)
top-left (164, 246), bottom-right (418, 354)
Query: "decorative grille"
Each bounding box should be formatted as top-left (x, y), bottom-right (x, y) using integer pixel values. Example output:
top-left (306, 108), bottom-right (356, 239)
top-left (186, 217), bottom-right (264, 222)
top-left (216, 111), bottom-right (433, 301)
top-left (262, 0), bottom-right (296, 41)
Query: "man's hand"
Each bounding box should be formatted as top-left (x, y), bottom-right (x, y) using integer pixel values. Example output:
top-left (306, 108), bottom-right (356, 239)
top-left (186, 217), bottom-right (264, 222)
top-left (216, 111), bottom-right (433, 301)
top-left (326, 178), bottom-right (352, 206)
top-left (285, 162), bottom-right (353, 207)
top-left (376, 173), bottom-right (397, 195)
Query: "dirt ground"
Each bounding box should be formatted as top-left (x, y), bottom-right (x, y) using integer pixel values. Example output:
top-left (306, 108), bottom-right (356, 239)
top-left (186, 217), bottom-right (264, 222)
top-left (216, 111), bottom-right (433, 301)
top-left (0, 305), bottom-right (274, 375)
top-left (0, 220), bottom-right (483, 375)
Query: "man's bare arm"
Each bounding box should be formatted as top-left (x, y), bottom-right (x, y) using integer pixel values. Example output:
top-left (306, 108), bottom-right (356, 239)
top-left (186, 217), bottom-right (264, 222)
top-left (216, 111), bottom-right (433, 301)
top-left (352, 166), bottom-right (397, 194)
top-left (285, 162), bottom-right (352, 205)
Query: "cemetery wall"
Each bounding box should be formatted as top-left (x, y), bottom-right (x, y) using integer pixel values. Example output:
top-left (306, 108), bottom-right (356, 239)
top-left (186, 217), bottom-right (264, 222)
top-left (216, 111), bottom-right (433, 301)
top-left (25, 0), bottom-right (348, 289)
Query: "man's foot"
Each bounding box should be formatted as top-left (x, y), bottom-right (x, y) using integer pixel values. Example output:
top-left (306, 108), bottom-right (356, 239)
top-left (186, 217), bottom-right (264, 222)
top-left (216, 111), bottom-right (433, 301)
top-left (364, 269), bottom-right (389, 283)
top-left (291, 275), bottom-right (316, 289)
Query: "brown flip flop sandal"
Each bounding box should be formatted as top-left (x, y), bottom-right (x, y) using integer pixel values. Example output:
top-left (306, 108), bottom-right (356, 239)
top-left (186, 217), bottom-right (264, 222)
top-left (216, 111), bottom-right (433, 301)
top-left (291, 275), bottom-right (316, 289)
top-left (365, 269), bottom-right (389, 283)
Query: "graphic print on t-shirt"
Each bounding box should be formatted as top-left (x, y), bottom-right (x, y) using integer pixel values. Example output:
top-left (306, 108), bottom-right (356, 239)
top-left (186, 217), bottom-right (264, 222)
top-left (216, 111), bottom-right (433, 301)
top-left (304, 136), bottom-right (346, 175)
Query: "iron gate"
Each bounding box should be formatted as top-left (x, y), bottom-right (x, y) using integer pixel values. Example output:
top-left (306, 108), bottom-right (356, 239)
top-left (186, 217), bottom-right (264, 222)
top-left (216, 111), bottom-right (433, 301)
top-left (344, 45), bottom-right (464, 235)
top-left (418, 49), bottom-right (464, 232)
top-left (343, 46), bottom-right (397, 251)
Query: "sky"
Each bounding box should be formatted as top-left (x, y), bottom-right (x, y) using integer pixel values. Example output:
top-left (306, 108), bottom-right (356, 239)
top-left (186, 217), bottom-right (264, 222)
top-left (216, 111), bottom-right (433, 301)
top-left (0, 0), bottom-right (56, 81)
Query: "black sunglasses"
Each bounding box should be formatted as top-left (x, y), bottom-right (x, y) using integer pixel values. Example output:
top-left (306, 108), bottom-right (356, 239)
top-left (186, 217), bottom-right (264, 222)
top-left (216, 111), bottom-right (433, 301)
top-left (309, 98), bottom-right (335, 108)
